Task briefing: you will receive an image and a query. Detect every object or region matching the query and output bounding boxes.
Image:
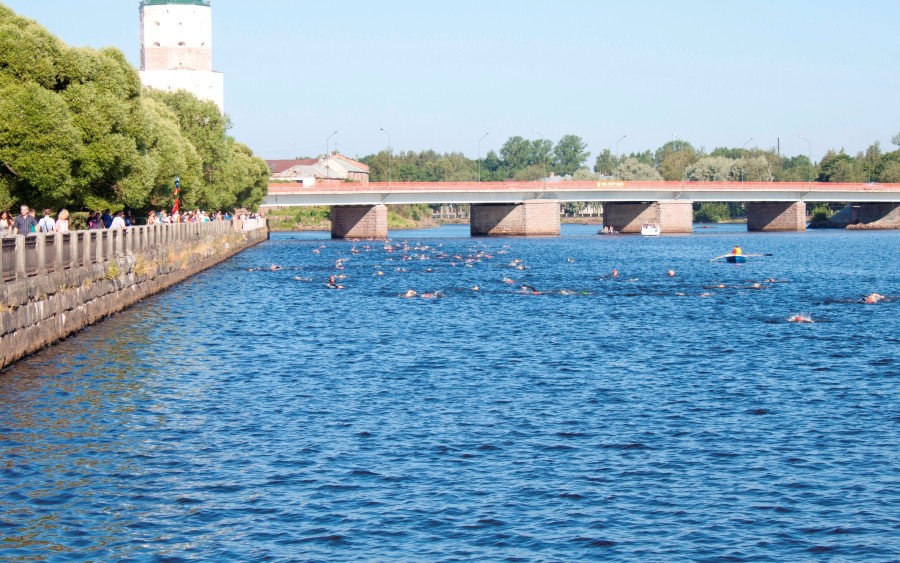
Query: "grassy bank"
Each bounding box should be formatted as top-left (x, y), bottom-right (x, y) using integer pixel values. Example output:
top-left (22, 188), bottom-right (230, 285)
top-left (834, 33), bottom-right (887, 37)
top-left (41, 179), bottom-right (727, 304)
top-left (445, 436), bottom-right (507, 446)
top-left (267, 204), bottom-right (436, 231)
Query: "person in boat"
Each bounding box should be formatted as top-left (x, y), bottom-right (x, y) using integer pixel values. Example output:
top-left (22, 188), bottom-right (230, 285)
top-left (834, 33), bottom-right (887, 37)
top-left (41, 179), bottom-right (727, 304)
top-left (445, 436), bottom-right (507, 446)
top-left (732, 245), bottom-right (743, 256)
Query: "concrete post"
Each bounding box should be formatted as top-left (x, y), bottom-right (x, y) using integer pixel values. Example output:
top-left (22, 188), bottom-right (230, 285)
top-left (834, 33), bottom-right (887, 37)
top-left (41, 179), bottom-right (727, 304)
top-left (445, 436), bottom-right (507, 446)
top-left (55, 233), bottom-right (65, 270)
top-left (35, 233), bottom-right (47, 274)
top-left (747, 202), bottom-right (807, 231)
top-left (14, 235), bottom-right (26, 280)
top-left (70, 231), bottom-right (79, 269)
top-left (331, 205), bottom-right (389, 239)
top-left (96, 230), bottom-right (105, 264)
top-left (470, 200), bottom-right (560, 236)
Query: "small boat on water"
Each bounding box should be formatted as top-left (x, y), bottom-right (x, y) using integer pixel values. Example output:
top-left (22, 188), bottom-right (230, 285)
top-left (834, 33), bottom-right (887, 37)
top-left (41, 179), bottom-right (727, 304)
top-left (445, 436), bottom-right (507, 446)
top-left (640, 223), bottom-right (660, 236)
top-left (725, 255), bottom-right (746, 263)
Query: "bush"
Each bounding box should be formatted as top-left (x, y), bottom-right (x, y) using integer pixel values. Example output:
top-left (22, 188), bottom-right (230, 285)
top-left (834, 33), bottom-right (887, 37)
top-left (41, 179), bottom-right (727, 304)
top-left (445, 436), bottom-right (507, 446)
top-left (693, 202), bottom-right (731, 223)
top-left (810, 204), bottom-right (833, 223)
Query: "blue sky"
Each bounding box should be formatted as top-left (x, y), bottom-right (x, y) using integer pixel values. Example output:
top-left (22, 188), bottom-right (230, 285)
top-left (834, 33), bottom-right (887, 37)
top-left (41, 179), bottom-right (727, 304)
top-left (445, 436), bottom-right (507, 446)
top-left (4, 0), bottom-right (899, 162)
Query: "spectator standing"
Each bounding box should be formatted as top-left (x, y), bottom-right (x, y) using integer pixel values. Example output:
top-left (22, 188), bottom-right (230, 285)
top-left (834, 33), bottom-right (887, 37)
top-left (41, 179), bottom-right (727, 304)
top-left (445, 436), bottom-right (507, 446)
top-left (110, 211), bottom-right (127, 229)
top-left (13, 205), bottom-right (37, 235)
top-left (37, 209), bottom-right (56, 233)
top-left (55, 209), bottom-right (70, 233)
top-left (101, 210), bottom-right (112, 228)
top-left (0, 210), bottom-right (11, 237)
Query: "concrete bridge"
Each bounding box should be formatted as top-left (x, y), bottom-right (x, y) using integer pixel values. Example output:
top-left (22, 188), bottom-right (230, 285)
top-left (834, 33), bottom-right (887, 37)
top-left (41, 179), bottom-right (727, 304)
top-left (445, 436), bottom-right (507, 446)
top-left (262, 180), bottom-right (900, 238)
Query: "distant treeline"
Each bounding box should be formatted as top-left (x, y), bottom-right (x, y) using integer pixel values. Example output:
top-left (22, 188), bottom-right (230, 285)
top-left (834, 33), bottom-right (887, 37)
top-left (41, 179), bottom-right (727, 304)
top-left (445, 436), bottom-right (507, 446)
top-left (0, 4), bottom-right (269, 214)
top-left (360, 135), bottom-right (900, 185)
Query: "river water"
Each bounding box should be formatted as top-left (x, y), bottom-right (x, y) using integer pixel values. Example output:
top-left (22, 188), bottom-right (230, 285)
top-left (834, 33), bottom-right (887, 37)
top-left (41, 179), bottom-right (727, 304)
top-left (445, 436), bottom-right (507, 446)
top-left (1, 225), bottom-right (898, 561)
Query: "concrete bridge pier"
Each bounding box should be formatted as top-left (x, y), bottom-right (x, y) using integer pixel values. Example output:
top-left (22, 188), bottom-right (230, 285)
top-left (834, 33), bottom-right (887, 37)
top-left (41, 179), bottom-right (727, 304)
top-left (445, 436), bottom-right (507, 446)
top-left (331, 204), bottom-right (388, 239)
top-left (603, 200), bottom-right (693, 234)
top-left (470, 199), bottom-right (560, 236)
top-left (747, 202), bottom-right (806, 231)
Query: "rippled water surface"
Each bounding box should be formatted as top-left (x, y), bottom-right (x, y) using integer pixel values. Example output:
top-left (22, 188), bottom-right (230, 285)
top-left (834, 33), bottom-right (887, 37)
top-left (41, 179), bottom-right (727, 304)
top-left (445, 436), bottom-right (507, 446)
top-left (1, 225), bottom-right (899, 561)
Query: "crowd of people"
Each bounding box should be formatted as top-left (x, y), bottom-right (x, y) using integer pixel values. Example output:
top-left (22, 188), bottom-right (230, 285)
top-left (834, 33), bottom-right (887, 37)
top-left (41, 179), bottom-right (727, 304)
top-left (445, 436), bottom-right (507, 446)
top-left (0, 206), bottom-right (70, 236)
top-left (0, 206), bottom-right (261, 237)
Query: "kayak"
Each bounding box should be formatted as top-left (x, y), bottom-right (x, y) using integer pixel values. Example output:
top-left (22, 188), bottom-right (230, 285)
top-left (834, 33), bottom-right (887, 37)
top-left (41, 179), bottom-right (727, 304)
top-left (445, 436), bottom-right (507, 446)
top-left (725, 255), bottom-right (746, 263)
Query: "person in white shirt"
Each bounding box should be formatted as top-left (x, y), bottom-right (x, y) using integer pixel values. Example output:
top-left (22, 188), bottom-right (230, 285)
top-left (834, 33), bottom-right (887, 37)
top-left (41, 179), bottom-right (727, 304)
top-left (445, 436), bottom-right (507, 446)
top-left (55, 209), bottom-right (70, 233)
top-left (37, 208), bottom-right (56, 233)
top-left (109, 211), bottom-right (127, 229)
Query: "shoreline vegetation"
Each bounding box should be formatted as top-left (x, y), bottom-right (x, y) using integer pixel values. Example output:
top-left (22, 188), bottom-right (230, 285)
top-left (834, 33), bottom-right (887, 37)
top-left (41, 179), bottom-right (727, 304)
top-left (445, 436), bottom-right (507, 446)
top-left (0, 6), bottom-right (269, 216)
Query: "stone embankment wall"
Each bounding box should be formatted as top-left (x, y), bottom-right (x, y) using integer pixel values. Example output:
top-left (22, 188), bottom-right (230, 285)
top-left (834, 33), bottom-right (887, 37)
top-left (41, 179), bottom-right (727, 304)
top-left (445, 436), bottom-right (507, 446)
top-left (0, 220), bottom-right (268, 370)
top-left (810, 203), bottom-right (900, 230)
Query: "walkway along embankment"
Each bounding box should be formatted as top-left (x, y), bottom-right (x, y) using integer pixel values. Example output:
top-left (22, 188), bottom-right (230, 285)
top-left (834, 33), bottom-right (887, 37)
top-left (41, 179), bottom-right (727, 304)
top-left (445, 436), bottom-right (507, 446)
top-left (0, 220), bottom-right (268, 370)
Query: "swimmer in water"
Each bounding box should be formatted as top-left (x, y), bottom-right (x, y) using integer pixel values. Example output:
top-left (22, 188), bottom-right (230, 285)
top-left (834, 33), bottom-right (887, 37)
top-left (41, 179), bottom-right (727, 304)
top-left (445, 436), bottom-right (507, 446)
top-left (612, 268), bottom-right (619, 278)
top-left (864, 292), bottom-right (885, 304)
top-left (667, 269), bottom-right (675, 277)
top-left (788, 314), bottom-right (814, 323)
top-left (520, 285), bottom-right (541, 295)
top-left (402, 289), bottom-right (417, 298)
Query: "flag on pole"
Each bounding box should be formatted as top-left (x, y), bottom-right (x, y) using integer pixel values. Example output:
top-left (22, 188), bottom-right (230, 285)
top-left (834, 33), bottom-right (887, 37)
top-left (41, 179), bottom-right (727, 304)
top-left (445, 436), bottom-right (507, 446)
top-left (172, 177), bottom-right (181, 214)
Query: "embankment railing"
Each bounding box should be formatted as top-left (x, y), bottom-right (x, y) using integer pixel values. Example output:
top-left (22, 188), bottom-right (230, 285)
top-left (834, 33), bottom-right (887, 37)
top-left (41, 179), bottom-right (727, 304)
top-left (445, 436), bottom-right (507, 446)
top-left (0, 219), bottom-right (264, 283)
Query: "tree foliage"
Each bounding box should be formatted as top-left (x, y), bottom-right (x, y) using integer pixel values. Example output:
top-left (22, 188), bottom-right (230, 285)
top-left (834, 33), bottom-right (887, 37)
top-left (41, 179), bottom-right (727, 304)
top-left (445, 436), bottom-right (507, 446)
top-left (0, 6), bottom-right (268, 213)
top-left (553, 134), bottom-right (589, 176)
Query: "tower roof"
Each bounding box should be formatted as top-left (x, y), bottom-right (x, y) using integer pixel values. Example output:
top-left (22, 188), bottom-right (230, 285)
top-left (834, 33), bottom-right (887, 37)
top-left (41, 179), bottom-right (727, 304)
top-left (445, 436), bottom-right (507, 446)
top-left (140, 0), bottom-right (211, 7)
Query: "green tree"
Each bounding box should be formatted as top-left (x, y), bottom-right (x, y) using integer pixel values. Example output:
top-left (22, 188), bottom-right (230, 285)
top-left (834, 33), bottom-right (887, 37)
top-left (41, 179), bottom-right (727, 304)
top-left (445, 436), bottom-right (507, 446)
top-left (685, 156), bottom-right (734, 181)
top-left (572, 167), bottom-right (599, 180)
top-left (593, 148), bottom-right (616, 176)
top-left (858, 141), bottom-right (882, 182)
top-left (499, 136), bottom-right (532, 173)
top-left (616, 158), bottom-right (663, 181)
top-left (531, 138), bottom-right (553, 175)
top-left (655, 140), bottom-right (699, 180)
top-left (817, 149), bottom-right (863, 183)
top-left (553, 134), bottom-right (589, 176)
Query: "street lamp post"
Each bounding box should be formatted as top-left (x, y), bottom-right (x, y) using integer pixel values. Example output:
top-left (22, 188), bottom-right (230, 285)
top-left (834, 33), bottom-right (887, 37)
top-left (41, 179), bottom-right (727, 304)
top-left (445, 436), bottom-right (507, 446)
top-left (533, 129), bottom-right (547, 181)
top-left (380, 128), bottom-right (392, 188)
top-left (615, 134), bottom-right (627, 180)
top-left (740, 138), bottom-right (753, 182)
top-left (477, 132), bottom-right (489, 182)
top-left (799, 135), bottom-right (812, 182)
top-left (326, 130), bottom-right (337, 180)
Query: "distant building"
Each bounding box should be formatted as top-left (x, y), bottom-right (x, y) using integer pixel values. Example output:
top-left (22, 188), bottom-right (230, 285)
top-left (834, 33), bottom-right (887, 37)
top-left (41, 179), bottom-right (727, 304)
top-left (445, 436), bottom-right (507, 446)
top-left (267, 154), bottom-right (370, 185)
top-left (138, 0), bottom-right (224, 111)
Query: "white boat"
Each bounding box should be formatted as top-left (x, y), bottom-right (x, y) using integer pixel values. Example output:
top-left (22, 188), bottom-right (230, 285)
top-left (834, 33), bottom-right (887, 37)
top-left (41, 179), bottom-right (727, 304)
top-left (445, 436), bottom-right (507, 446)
top-left (641, 223), bottom-right (660, 236)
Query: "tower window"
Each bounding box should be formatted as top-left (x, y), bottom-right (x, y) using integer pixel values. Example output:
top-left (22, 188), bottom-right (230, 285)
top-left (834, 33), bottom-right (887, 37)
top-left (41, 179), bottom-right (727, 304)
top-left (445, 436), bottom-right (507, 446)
top-left (153, 42), bottom-right (160, 47)
top-left (178, 41), bottom-right (186, 46)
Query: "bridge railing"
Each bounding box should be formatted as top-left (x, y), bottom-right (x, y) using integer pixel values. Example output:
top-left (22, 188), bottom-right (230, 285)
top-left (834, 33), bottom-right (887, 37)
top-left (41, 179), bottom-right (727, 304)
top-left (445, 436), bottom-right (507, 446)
top-left (267, 180), bottom-right (900, 195)
top-left (0, 219), bottom-right (266, 283)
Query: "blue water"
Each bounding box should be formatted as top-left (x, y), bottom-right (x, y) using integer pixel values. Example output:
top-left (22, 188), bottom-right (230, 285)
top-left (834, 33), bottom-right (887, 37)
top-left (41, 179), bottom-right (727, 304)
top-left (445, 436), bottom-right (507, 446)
top-left (1, 225), bottom-right (898, 561)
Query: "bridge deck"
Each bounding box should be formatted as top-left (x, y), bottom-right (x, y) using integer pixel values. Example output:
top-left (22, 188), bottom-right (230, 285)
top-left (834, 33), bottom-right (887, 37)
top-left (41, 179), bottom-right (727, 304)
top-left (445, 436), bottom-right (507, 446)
top-left (264, 181), bottom-right (900, 206)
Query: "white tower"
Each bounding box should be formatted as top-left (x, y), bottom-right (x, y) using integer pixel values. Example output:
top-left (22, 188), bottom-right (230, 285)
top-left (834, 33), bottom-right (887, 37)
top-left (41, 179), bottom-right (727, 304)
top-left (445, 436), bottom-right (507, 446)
top-left (138, 0), bottom-right (224, 111)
